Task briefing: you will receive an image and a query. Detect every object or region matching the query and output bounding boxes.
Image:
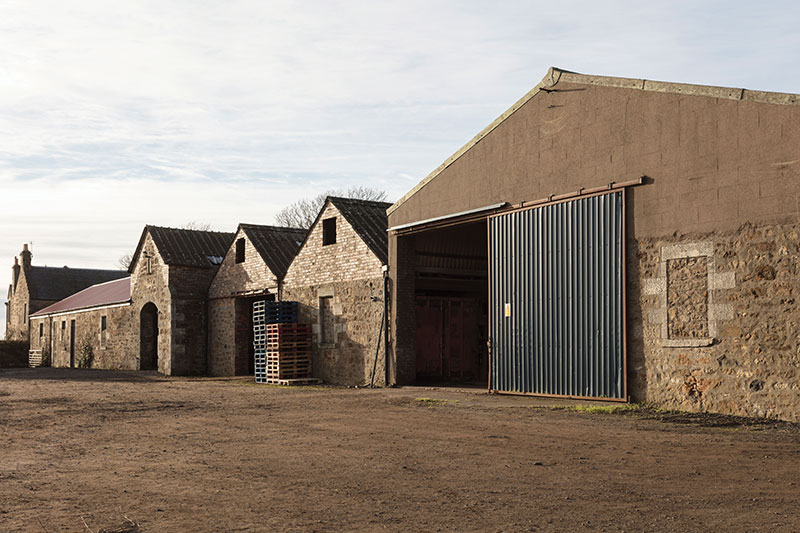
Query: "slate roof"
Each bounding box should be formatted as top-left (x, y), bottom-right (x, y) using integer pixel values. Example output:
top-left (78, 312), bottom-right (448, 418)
top-left (240, 224), bottom-right (306, 279)
top-left (31, 277), bottom-right (131, 317)
top-left (27, 266), bottom-right (128, 302)
top-left (328, 197), bottom-right (392, 264)
top-left (130, 226), bottom-right (235, 272)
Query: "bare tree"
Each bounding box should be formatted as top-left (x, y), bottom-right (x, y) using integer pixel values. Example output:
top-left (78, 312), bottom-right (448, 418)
top-left (181, 221), bottom-right (214, 231)
top-left (117, 252), bottom-right (133, 271)
top-left (274, 186), bottom-right (387, 229)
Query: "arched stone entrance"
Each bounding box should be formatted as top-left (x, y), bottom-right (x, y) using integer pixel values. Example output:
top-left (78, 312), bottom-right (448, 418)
top-left (140, 303), bottom-right (159, 371)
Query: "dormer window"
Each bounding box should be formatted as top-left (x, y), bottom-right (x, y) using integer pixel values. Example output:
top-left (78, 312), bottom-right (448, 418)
top-left (322, 218), bottom-right (336, 246)
top-left (235, 238), bottom-right (245, 263)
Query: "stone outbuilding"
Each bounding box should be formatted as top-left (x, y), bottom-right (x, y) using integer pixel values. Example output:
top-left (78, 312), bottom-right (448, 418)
top-left (29, 277), bottom-right (134, 369)
top-left (128, 225), bottom-right (234, 375)
top-left (387, 67), bottom-right (800, 421)
top-left (5, 244), bottom-right (127, 341)
top-left (282, 197), bottom-right (391, 386)
top-left (208, 224), bottom-right (306, 376)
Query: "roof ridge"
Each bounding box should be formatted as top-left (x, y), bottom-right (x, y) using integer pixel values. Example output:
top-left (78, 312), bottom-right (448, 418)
top-left (329, 196), bottom-right (393, 207)
top-left (146, 224), bottom-right (234, 235)
top-left (239, 223), bottom-right (306, 233)
top-left (31, 265), bottom-right (125, 272)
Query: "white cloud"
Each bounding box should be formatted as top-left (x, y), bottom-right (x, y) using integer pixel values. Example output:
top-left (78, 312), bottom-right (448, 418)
top-left (2, 0), bottom-right (800, 337)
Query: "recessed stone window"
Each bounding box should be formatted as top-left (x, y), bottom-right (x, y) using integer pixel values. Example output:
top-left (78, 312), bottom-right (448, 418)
top-left (319, 296), bottom-right (335, 345)
top-left (644, 241), bottom-right (735, 347)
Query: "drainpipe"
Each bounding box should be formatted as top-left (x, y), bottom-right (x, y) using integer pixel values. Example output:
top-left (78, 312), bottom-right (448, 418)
top-left (369, 279), bottom-right (386, 388)
top-left (383, 268), bottom-right (390, 387)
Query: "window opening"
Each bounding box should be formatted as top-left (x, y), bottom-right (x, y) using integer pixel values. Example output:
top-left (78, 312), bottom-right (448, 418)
top-left (235, 238), bottom-right (245, 263)
top-left (322, 218), bottom-right (337, 246)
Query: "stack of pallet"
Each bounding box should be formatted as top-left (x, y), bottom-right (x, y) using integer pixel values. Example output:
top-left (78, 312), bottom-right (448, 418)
top-left (253, 300), bottom-right (317, 385)
top-left (264, 301), bottom-right (298, 324)
top-left (264, 323), bottom-right (312, 382)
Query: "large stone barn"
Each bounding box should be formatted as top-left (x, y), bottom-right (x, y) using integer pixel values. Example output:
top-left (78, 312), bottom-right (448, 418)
top-left (5, 244), bottom-right (127, 341)
top-left (128, 225), bottom-right (234, 375)
top-left (207, 224), bottom-right (306, 376)
top-left (282, 197), bottom-right (391, 386)
top-left (29, 277), bottom-right (134, 369)
top-left (387, 67), bottom-right (800, 421)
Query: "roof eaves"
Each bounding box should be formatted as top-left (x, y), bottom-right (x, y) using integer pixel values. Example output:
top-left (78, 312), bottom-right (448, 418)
top-left (387, 66), bottom-right (800, 216)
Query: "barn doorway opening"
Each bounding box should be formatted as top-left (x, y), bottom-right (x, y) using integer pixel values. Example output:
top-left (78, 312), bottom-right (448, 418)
top-left (413, 221), bottom-right (489, 386)
top-left (234, 294), bottom-right (274, 375)
top-left (140, 303), bottom-right (159, 371)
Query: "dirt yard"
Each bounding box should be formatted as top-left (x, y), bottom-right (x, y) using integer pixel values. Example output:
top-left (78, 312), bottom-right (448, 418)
top-left (1, 368), bottom-right (798, 532)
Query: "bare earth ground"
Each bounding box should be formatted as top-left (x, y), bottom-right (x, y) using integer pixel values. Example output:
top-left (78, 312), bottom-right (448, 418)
top-left (1, 369), bottom-right (799, 532)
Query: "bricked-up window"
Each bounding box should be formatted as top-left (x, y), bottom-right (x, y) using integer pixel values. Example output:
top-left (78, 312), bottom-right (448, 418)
top-left (322, 217), bottom-right (336, 246)
top-left (235, 238), bottom-right (245, 263)
top-left (320, 296), bottom-right (335, 344)
top-left (667, 256), bottom-right (709, 339)
top-left (61, 320), bottom-right (66, 340)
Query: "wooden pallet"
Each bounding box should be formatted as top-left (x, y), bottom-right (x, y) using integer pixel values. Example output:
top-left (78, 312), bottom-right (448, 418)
top-left (257, 377), bottom-right (322, 386)
top-left (28, 349), bottom-right (42, 368)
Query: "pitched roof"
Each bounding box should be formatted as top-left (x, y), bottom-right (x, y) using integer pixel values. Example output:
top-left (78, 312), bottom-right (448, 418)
top-left (328, 197), bottom-right (392, 264)
top-left (27, 266), bottom-right (128, 302)
top-left (388, 66), bottom-right (800, 215)
top-left (31, 277), bottom-right (131, 317)
top-left (130, 225), bottom-right (235, 272)
top-left (240, 224), bottom-right (306, 279)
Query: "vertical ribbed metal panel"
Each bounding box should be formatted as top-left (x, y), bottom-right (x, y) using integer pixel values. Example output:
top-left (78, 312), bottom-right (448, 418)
top-left (489, 191), bottom-right (624, 399)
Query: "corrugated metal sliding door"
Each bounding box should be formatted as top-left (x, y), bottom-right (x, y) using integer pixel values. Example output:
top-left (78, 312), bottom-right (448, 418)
top-left (489, 191), bottom-right (625, 400)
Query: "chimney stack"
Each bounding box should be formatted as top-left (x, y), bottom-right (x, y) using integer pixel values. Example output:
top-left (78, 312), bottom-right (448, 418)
top-left (12, 256), bottom-right (20, 292)
top-left (20, 243), bottom-right (32, 269)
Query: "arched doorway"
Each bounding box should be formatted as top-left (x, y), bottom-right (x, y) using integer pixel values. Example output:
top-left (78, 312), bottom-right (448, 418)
top-left (140, 303), bottom-right (159, 371)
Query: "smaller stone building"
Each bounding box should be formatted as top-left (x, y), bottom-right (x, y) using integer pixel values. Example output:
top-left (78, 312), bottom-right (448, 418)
top-left (29, 277), bottom-right (134, 369)
top-left (208, 224), bottom-right (306, 376)
top-left (128, 226), bottom-right (234, 375)
top-left (5, 244), bottom-right (128, 341)
top-left (283, 197), bottom-right (391, 386)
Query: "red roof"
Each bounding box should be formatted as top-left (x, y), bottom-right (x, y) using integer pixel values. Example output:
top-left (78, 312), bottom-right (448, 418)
top-left (30, 277), bottom-right (131, 317)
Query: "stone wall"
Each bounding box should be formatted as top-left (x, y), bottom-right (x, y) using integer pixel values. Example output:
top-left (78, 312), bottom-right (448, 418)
top-left (283, 277), bottom-right (386, 386)
top-left (130, 232), bottom-right (172, 374)
top-left (5, 272), bottom-right (30, 341)
top-left (30, 305), bottom-right (137, 369)
top-left (630, 221), bottom-right (800, 421)
top-left (208, 228), bottom-right (279, 376)
top-left (283, 204), bottom-right (384, 287)
top-left (208, 228), bottom-right (279, 298)
top-left (283, 202), bottom-right (386, 385)
top-left (168, 265), bottom-right (218, 376)
top-left (208, 298), bottom-right (236, 376)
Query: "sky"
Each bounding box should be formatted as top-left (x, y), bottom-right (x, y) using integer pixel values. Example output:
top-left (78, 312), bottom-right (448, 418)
top-left (2, 0), bottom-right (800, 334)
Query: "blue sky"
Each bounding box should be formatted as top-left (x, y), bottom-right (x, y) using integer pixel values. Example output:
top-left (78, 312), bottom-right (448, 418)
top-left (2, 1), bottom-right (800, 334)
